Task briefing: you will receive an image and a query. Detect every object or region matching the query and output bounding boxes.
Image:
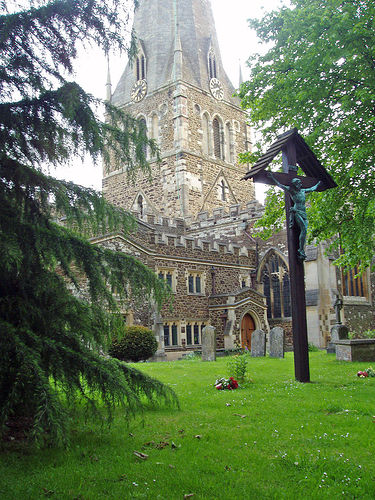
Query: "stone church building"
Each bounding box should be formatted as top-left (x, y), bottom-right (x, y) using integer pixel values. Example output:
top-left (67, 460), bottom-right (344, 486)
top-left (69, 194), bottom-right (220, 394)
top-left (96, 0), bottom-right (373, 359)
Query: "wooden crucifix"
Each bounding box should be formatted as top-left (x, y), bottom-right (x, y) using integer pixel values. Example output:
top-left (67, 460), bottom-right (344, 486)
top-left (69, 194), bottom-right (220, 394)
top-left (243, 129), bottom-right (337, 382)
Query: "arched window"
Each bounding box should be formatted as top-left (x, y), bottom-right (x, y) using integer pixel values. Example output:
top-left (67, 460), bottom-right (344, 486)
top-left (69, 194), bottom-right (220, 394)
top-left (213, 118), bottom-right (223, 159)
top-left (137, 195), bottom-right (143, 216)
top-left (141, 55), bottom-right (146, 79)
top-left (260, 252), bottom-right (291, 319)
top-left (135, 52), bottom-right (146, 81)
top-left (202, 113), bottom-right (210, 155)
top-left (208, 49), bottom-right (217, 79)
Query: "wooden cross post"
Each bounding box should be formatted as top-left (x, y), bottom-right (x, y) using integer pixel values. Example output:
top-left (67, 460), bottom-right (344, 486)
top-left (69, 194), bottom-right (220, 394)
top-left (282, 142), bottom-right (310, 382)
top-left (242, 129), bottom-right (337, 383)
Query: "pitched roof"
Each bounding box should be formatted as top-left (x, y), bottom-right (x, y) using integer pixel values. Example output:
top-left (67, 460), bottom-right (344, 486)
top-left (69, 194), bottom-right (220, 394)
top-left (243, 128), bottom-right (337, 190)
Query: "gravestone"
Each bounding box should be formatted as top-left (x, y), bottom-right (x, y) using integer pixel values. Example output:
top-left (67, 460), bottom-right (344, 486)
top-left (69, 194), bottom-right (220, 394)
top-left (251, 329), bottom-right (266, 357)
top-left (269, 327), bottom-right (285, 358)
top-left (201, 325), bottom-right (216, 361)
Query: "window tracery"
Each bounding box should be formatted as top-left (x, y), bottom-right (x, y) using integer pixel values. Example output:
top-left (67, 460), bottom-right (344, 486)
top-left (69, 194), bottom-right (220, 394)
top-left (260, 252), bottom-right (291, 319)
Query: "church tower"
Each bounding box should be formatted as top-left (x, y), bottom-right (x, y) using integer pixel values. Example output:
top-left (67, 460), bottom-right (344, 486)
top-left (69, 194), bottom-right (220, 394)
top-left (103, 0), bottom-right (255, 218)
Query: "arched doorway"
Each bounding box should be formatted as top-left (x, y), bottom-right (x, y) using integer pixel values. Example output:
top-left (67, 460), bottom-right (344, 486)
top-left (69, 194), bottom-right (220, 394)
top-left (241, 313), bottom-right (255, 350)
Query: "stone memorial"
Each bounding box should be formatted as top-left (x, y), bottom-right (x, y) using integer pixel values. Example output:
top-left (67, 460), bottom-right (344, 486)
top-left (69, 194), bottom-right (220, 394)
top-left (269, 327), bottom-right (285, 358)
top-left (333, 339), bottom-right (375, 362)
top-left (201, 325), bottom-right (216, 361)
top-left (251, 329), bottom-right (266, 357)
top-left (326, 294), bottom-right (348, 353)
top-left (327, 324), bottom-right (349, 354)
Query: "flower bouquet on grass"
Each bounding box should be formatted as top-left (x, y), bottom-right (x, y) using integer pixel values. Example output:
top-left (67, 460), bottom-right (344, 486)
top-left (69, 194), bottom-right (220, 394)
top-left (357, 366), bottom-right (375, 378)
top-left (214, 377), bottom-right (239, 390)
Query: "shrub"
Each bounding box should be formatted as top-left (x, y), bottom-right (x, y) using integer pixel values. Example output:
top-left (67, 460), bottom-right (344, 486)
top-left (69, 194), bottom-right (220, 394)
top-left (109, 326), bottom-right (158, 362)
top-left (227, 353), bottom-right (248, 384)
top-left (348, 329), bottom-right (375, 340)
top-left (308, 342), bottom-right (320, 352)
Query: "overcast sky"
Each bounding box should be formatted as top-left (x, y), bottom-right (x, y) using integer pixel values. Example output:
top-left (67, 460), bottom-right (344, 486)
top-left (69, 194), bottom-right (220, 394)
top-left (57, 0), bottom-right (286, 196)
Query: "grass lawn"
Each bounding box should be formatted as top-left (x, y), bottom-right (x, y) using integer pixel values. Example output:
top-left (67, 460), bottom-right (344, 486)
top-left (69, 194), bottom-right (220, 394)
top-left (1, 352), bottom-right (375, 499)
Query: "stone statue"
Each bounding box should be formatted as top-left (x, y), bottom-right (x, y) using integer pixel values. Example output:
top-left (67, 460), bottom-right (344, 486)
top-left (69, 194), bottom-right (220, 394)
top-left (267, 171), bottom-right (321, 260)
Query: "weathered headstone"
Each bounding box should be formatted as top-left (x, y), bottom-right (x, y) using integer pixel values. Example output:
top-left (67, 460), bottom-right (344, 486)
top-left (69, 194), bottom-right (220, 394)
top-left (269, 327), bottom-right (285, 358)
top-left (251, 329), bottom-right (266, 357)
top-left (201, 325), bottom-right (216, 361)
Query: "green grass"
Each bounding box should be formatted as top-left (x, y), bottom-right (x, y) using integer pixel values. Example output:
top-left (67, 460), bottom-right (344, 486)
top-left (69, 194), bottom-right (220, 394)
top-left (1, 352), bottom-right (375, 499)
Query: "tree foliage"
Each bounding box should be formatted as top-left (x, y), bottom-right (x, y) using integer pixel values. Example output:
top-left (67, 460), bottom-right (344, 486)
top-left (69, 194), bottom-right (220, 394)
top-left (239, 0), bottom-right (375, 271)
top-left (0, 0), bottom-right (177, 446)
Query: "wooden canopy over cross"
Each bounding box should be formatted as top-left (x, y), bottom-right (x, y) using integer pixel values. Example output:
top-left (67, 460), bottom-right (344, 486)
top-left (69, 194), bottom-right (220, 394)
top-left (243, 128), bottom-right (337, 189)
top-left (243, 128), bottom-right (336, 382)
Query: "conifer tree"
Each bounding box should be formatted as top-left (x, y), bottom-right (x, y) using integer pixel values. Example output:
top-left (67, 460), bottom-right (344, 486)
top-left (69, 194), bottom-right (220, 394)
top-left (0, 0), bottom-right (176, 445)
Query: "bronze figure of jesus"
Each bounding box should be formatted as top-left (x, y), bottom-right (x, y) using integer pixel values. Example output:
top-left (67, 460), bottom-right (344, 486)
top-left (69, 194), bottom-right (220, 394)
top-left (267, 172), bottom-right (321, 260)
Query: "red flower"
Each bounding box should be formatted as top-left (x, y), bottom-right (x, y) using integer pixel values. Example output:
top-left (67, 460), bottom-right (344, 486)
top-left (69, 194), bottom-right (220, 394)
top-left (229, 377), bottom-right (238, 389)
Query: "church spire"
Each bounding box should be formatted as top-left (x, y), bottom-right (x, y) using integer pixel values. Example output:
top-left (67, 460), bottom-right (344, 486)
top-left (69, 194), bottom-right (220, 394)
top-left (172, 0), bottom-right (183, 81)
top-left (112, 0), bottom-right (237, 106)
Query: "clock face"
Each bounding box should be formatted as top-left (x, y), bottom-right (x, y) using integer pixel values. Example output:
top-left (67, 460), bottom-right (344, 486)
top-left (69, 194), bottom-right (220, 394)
top-left (209, 78), bottom-right (224, 100)
top-left (131, 79), bottom-right (147, 102)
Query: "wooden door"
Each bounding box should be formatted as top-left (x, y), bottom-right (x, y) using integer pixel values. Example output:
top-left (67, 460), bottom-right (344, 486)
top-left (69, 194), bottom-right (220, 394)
top-left (241, 314), bottom-right (255, 350)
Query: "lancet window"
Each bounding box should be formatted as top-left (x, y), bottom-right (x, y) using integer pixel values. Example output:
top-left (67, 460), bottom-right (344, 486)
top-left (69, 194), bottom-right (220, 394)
top-left (136, 53), bottom-right (146, 81)
top-left (208, 49), bottom-right (217, 79)
top-left (137, 195), bottom-right (144, 216)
